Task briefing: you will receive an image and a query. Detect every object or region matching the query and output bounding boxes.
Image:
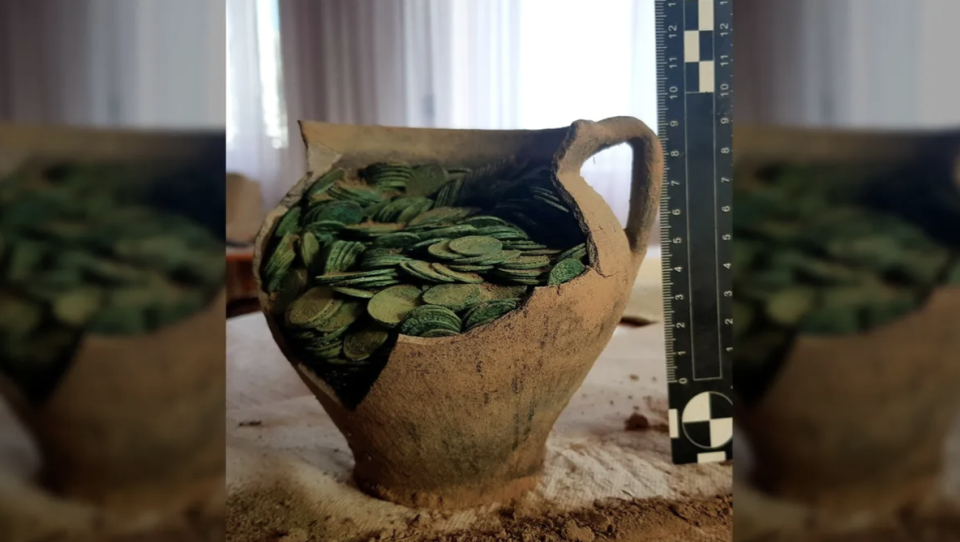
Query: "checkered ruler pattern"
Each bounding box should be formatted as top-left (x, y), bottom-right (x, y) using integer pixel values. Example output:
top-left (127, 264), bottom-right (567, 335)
top-left (669, 391), bottom-right (733, 464)
top-left (683, 0), bottom-right (716, 93)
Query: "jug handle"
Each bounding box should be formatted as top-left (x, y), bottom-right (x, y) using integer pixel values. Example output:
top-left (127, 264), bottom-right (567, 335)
top-left (556, 117), bottom-right (664, 270)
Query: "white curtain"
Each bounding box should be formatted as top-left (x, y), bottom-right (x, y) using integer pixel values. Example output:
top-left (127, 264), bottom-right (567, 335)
top-left (0, 0), bottom-right (224, 129)
top-left (227, 0), bottom-right (658, 225)
top-left (735, 0), bottom-right (960, 128)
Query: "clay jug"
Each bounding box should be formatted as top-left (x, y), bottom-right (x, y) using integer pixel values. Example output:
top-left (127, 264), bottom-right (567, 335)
top-left (0, 124), bottom-right (227, 521)
top-left (734, 127), bottom-right (960, 518)
top-left (253, 117), bottom-right (663, 509)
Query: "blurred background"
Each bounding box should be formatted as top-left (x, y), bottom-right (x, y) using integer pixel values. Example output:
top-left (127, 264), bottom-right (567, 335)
top-left (736, 0), bottom-right (960, 128)
top-left (0, 0), bottom-right (224, 129)
top-left (2, 0), bottom-right (959, 212)
top-left (225, 0), bottom-right (657, 225)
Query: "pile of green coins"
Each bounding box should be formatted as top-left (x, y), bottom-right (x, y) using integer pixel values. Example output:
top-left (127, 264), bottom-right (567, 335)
top-left (734, 165), bottom-right (960, 403)
top-left (0, 163), bottom-right (225, 402)
top-left (260, 160), bottom-right (591, 406)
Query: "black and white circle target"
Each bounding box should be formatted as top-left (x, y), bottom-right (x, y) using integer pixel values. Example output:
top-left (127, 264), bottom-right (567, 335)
top-left (681, 391), bottom-right (733, 449)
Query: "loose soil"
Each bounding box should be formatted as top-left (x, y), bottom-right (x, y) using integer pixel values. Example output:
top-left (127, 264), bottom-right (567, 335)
top-left (623, 413), bottom-right (668, 433)
top-left (225, 490), bottom-right (732, 542)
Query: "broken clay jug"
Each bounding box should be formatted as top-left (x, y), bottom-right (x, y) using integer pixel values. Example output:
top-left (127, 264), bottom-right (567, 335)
top-left (253, 117), bottom-right (663, 509)
top-left (0, 124), bottom-right (227, 520)
top-left (734, 137), bottom-right (960, 518)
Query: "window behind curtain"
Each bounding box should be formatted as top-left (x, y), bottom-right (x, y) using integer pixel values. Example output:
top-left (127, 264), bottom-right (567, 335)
top-left (226, 0), bottom-right (659, 227)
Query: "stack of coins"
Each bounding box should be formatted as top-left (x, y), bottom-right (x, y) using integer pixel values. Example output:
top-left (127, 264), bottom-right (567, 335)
top-left (0, 163), bottom-right (225, 403)
top-left (734, 165), bottom-right (960, 403)
top-left (260, 160), bottom-right (592, 406)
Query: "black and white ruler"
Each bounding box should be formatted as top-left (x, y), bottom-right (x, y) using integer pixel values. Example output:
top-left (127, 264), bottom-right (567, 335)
top-left (655, 0), bottom-right (734, 465)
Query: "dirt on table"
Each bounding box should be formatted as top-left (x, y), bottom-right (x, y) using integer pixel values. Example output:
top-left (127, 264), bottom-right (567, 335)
top-left (226, 488), bottom-right (732, 542)
top-left (623, 413), bottom-right (668, 433)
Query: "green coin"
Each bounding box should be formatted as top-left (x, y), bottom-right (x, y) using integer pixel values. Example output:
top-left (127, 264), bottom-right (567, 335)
top-left (430, 263), bottom-right (485, 284)
top-left (53, 288), bottom-right (104, 327)
top-left (410, 237), bottom-right (448, 251)
top-left (300, 232), bottom-right (321, 269)
top-left (547, 258), bottom-right (586, 285)
top-left (448, 235), bottom-right (503, 257)
top-left (285, 287), bottom-right (341, 329)
top-left (480, 284), bottom-right (529, 300)
top-left (464, 299), bottom-right (518, 330)
top-left (315, 300), bottom-right (364, 332)
top-left (274, 268), bottom-right (308, 315)
top-left (343, 328), bottom-right (390, 360)
top-left (447, 264), bottom-right (494, 272)
top-left (556, 243), bottom-right (587, 262)
top-left (422, 284), bottom-right (483, 311)
top-left (361, 252), bottom-right (411, 270)
top-left (765, 287), bottom-right (816, 326)
top-left (500, 255), bottom-right (552, 270)
top-left (344, 222), bottom-right (404, 237)
top-left (273, 206), bottom-right (301, 237)
top-left (367, 285), bottom-right (423, 327)
top-left (474, 225), bottom-right (528, 241)
top-left (328, 182), bottom-right (383, 205)
top-left (332, 286), bottom-right (379, 299)
top-left (335, 274), bottom-right (400, 288)
top-left (494, 267), bottom-right (545, 278)
top-left (399, 305), bottom-right (462, 336)
top-left (396, 198), bottom-right (435, 223)
top-left (321, 240), bottom-right (366, 274)
top-left (433, 178), bottom-right (462, 207)
top-left (408, 206), bottom-right (476, 227)
top-left (415, 224), bottom-right (478, 240)
top-left (406, 164), bottom-right (448, 197)
top-left (305, 340), bottom-right (343, 360)
top-left (306, 168), bottom-right (345, 199)
top-left (426, 240), bottom-right (463, 260)
top-left (263, 234), bottom-right (298, 292)
top-left (399, 260), bottom-right (456, 283)
top-left (0, 291), bottom-right (43, 337)
top-left (373, 232), bottom-right (420, 249)
top-left (305, 200), bottom-right (363, 225)
top-left (315, 269), bottom-right (395, 285)
top-left (305, 221), bottom-right (344, 236)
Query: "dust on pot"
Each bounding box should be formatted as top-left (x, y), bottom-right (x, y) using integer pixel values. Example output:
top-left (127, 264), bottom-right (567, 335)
top-left (253, 117), bottom-right (663, 509)
top-left (0, 160), bottom-right (226, 515)
top-left (734, 157), bottom-right (960, 515)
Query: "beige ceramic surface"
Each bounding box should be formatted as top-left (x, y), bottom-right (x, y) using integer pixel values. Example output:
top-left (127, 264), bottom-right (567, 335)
top-left (253, 117), bottom-right (663, 508)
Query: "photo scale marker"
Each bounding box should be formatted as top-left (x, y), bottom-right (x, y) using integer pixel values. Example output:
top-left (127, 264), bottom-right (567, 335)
top-left (655, 0), bottom-right (734, 465)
